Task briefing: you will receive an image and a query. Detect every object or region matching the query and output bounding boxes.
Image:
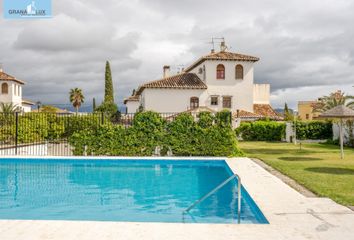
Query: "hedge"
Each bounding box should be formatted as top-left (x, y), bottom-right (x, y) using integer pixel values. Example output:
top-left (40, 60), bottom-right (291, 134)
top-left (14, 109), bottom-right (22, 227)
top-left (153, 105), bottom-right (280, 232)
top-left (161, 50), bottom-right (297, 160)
top-left (69, 111), bottom-right (243, 157)
top-left (235, 121), bottom-right (286, 141)
top-left (294, 121), bottom-right (332, 140)
top-left (0, 113), bottom-right (103, 144)
top-left (235, 120), bottom-right (333, 141)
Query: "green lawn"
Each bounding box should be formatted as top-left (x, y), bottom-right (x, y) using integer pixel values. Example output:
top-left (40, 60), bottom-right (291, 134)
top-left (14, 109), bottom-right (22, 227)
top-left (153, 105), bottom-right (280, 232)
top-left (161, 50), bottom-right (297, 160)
top-left (238, 141), bottom-right (354, 206)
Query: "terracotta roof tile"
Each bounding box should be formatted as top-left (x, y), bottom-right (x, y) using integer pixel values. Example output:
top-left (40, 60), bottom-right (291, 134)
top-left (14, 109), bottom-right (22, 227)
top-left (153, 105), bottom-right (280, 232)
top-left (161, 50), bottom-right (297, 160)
top-left (0, 71), bottom-right (25, 84)
top-left (136, 73), bottom-right (207, 95)
top-left (254, 104), bottom-right (283, 120)
top-left (233, 110), bottom-right (263, 119)
top-left (184, 51), bottom-right (259, 72)
top-left (123, 95), bottom-right (140, 104)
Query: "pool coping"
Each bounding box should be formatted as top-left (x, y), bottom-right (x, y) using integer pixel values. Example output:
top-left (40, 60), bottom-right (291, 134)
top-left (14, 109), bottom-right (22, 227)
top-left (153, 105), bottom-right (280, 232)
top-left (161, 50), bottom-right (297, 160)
top-left (0, 157), bottom-right (354, 240)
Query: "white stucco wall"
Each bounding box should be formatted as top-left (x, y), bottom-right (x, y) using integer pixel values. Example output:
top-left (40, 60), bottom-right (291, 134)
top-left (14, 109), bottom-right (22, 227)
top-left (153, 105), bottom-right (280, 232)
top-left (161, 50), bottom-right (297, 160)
top-left (22, 104), bottom-right (32, 113)
top-left (142, 88), bottom-right (205, 113)
top-left (187, 60), bottom-right (255, 112)
top-left (0, 80), bottom-right (30, 112)
top-left (253, 84), bottom-right (270, 104)
top-left (129, 57), bottom-right (262, 113)
top-left (126, 101), bottom-right (140, 113)
top-left (0, 81), bottom-right (23, 106)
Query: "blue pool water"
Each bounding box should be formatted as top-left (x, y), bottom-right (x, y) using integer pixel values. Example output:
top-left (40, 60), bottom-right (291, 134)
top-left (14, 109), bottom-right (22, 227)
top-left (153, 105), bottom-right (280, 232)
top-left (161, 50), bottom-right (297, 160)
top-left (0, 158), bottom-right (268, 224)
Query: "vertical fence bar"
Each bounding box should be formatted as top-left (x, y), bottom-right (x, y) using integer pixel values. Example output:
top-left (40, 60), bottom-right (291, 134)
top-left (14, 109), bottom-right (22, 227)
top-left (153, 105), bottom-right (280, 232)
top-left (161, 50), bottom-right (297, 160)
top-left (15, 112), bottom-right (19, 155)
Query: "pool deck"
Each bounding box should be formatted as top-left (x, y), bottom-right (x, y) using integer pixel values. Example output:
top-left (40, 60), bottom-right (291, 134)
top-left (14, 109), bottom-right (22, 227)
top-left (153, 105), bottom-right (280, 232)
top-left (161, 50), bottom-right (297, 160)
top-left (0, 157), bottom-right (353, 240)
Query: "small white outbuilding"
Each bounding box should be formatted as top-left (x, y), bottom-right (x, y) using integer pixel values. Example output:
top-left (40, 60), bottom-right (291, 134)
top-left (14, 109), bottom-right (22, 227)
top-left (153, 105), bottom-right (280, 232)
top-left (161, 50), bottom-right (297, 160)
top-left (0, 67), bottom-right (34, 112)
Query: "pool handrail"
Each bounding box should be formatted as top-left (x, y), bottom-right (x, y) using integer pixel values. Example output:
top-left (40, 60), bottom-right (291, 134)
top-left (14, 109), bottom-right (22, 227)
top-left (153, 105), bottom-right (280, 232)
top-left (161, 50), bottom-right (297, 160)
top-left (183, 173), bottom-right (242, 223)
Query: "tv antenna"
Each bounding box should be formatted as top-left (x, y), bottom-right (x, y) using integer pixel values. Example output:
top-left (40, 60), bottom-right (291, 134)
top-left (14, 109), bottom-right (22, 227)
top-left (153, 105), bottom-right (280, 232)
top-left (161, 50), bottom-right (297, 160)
top-left (208, 37), bottom-right (226, 52)
top-left (176, 64), bottom-right (185, 73)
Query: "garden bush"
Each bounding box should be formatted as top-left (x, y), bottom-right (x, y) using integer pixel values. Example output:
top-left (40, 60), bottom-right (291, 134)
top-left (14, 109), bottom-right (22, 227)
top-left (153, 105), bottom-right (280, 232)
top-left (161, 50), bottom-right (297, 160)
top-left (69, 110), bottom-right (243, 157)
top-left (294, 120), bottom-right (332, 140)
top-left (236, 121), bottom-right (286, 141)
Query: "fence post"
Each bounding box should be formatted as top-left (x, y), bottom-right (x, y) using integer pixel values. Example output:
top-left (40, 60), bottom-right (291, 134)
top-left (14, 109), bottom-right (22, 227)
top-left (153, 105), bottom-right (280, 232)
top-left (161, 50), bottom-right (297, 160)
top-left (15, 112), bottom-right (19, 155)
top-left (101, 112), bottom-right (104, 125)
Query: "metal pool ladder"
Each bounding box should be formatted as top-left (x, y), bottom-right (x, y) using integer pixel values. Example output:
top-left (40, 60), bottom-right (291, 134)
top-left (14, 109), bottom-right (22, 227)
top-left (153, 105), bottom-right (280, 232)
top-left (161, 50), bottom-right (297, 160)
top-left (183, 174), bottom-right (242, 223)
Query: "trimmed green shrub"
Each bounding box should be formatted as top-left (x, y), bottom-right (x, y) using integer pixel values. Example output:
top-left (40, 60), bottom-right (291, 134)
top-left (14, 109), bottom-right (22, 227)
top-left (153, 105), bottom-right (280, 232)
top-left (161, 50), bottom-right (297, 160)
top-left (236, 121), bottom-right (286, 141)
top-left (69, 111), bottom-right (243, 157)
top-left (197, 112), bottom-right (214, 128)
top-left (215, 109), bottom-right (232, 127)
top-left (295, 121), bottom-right (332, 140)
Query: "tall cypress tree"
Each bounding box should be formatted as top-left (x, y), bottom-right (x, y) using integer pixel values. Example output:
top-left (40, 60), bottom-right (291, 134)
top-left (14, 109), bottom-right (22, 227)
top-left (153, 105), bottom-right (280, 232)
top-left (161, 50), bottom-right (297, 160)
top-left (284, 103), bottom-right (289, 116)
top-left (104, 61), bottom-right (114, 103)
top-left (284, 103), bottom-right (293, 121)
top-left (92, 97), bottom-right (96, 112)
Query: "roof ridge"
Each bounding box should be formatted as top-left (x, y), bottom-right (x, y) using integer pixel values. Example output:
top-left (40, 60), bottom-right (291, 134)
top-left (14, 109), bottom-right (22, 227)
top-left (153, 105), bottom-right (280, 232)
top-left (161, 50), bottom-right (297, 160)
top-left (0, 71), bottom-right (25, 84)
top-left (184, 50), bottom-right (259, 72)
top-left (144, 72), bottom-right (194, 85)
top-left (135, 72), bottom-right (206, 96)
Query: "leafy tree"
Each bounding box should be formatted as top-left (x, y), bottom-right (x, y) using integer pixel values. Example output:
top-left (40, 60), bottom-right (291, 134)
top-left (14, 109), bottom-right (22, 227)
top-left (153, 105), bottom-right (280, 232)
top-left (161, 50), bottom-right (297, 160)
top-left (215, 109), bottom-right (232, 127)
top-left (312, 90), bottom-right (354, 147)
top-left (69, 88), bottom-right (85, 114)
top-left (95, 102), bottom-right (118, 116)
top-left (40, 105), bottom-right (59, 113)
top-left (104, 61), bottom-right (114, 103)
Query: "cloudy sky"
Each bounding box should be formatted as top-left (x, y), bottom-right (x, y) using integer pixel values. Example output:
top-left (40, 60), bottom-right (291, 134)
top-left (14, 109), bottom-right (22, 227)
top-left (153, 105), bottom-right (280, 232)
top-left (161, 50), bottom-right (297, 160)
top-left (1, 0), bottom-right (354, 110)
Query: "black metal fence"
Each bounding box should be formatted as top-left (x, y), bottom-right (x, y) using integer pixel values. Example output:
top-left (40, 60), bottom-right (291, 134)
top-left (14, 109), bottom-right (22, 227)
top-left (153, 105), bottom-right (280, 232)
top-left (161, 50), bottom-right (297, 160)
top-left (0, 112), bottom-right (194, 156)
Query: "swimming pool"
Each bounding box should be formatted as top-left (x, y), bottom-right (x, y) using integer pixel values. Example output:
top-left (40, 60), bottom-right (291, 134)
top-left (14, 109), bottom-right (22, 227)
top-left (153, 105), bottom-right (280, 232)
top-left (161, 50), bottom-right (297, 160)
top-left (0, 158), bottom-right (268, 224)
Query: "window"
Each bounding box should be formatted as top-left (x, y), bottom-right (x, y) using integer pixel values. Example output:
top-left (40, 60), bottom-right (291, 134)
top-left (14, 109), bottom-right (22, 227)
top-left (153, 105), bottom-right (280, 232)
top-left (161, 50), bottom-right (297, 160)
top-left (211, 96), bottom-right (218, 105)
top-left (216, 64), bottom-right (225, 79)
top-left (222, 96), bottom-right (232, 108)
top-left (235, 64), bottom-right (243, 80)
top-left (190, 97), bottom-right (199, 109)
top-left (1, 83), bottom-right (8, 94)
top-left (306, 114), bottom-right (309, 120)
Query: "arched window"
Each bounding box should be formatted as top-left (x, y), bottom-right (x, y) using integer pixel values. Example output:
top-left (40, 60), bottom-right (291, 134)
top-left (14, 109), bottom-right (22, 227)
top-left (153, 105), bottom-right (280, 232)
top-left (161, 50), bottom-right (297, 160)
top-left (216, 64), bottom-right (225, 79)
top-left (1, 83), bottom-right (8, 94)
top-left (190, 97), bottom-right (199, 109)
top-left (235, 64), bottom-right (244, 80)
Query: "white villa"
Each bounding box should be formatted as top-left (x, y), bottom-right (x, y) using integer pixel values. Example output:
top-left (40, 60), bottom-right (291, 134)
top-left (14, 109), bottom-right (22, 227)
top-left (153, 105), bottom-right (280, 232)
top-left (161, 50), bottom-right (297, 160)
top-left (124, 42), bottom-right (280, 120)
top-left (0, 67), bottom-right (34, 112)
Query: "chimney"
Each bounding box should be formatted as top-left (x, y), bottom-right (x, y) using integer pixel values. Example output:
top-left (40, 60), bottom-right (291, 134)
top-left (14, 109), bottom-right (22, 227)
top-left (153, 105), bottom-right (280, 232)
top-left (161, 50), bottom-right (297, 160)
top-left (211, 49), bottom-right (215, 54)
top-left (163, 65), bottom-right (170, 78)
top-left (220, 41), bottom-right (227, 52)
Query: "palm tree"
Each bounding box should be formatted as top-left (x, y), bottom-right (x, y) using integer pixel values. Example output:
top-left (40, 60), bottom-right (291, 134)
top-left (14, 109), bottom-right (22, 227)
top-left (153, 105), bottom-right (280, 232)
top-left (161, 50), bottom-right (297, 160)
top-left (313, 91), bottom-right (354, 148)
top-left (0, 102), bottom-right (19, 114)
top-left (313, 90), bottom-right (354, 113)
top-left (69, 88), bottom-right (85, 114)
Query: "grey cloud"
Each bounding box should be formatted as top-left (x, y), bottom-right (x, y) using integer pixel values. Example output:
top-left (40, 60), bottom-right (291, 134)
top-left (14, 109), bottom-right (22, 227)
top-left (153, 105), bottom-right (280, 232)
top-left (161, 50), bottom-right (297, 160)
top-left (0, 0), bottom-right (353, 109)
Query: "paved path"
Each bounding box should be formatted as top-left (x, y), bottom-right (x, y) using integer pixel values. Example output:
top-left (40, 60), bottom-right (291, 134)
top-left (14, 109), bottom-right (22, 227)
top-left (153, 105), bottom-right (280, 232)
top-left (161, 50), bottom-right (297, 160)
top-left (0, 157), bottom-right (353, 240)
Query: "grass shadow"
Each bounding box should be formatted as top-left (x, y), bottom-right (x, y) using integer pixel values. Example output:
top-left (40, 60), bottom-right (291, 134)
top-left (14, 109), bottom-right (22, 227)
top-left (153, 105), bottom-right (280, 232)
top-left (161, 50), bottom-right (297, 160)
top-left (241, 148), bottom-right (318, 155)
top-left (279, 157), bottom-right (323, 161)
top-left (305, 167), bottom-right (354, 175)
